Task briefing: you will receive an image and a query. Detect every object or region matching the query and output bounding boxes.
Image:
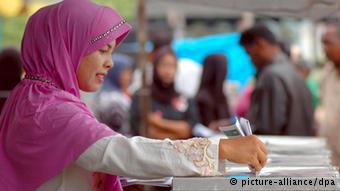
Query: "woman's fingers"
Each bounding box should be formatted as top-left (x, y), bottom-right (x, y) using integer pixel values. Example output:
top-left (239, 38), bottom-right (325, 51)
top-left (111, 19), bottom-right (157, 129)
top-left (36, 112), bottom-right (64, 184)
top-left (259, 140), bottom-right (268, 155)
top-left (250, 156), bottom-right (262, 171)
top-left (257, 149), bottom-right (267, 167)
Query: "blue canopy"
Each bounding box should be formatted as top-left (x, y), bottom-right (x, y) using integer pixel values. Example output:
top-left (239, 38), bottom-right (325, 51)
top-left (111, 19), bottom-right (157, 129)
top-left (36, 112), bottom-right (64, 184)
top-left (173, 32), bottom-right (255, 91)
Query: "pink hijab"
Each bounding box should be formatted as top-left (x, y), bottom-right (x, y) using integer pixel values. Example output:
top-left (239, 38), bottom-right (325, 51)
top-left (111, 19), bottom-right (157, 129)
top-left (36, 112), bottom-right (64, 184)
top-left (0, 0), bottom-right (131, 190)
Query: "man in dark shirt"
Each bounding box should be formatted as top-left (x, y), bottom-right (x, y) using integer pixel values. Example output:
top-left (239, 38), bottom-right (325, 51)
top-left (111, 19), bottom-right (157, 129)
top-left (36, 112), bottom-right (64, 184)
top-left (240, 25), bottom-right (314, 136)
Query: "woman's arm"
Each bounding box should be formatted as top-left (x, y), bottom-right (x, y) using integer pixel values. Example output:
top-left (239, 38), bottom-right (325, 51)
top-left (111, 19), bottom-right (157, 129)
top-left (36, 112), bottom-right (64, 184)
top-left (75, 135), bottom-right (220, 179)
top-left (75, 135), bottom-right (267, 179)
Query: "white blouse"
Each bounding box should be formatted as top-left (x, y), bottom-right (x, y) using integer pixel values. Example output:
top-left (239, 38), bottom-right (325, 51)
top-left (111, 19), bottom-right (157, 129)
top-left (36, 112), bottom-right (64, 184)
top-left (37, 135), bottom-right (220, 191)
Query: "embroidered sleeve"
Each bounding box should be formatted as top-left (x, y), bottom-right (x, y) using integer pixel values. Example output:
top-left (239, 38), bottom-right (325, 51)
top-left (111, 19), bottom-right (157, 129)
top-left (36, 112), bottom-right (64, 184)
top-left (76, 135), bottom-right (221, 179)
top-left (171, 138), bottom-right (220, 176)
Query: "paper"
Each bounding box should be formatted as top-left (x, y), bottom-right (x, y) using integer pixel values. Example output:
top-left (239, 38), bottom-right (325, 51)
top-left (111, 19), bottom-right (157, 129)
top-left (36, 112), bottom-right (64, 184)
top-left (219, 116), bottom-right (252, 138)
top-left (120, 177), bottom-right (173, 187)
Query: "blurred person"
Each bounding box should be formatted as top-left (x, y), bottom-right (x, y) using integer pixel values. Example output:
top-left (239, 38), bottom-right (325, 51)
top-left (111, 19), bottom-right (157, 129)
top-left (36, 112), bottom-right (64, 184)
top-left (129, 24), bottom-right (173, 93)
top-left (290, 44), bottom-right (303, 64)
top-left (148, 24), bottom-right (173, 63)
top-left (294, 59), bottom-right (320, 110)
top-left (0, 47), bottom-right (22, 114)
top-left (278, 40), bottom-right (291, 59)
top-left (130, 46), bottom-right (198, 139)
top-left (236, 12), bottom-right (255, 32)
top-left (240, 25), bottom-right (314, 136)
top-left (234, 80), bottom-right (254, 118)
top-left (0, 1), bottom-right (267, 190)
top-left (93, 53), bottom-right (134, 136)
top-left (319, 20), bottom-right (340, 167)
top-left (196, 54), bottom-right (231, 131)
top-left (175, 58), bottom-right (202, 98)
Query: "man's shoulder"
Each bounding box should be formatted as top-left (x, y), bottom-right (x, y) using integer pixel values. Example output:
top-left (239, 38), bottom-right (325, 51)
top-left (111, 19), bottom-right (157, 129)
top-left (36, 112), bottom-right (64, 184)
top-left (323, 63), bottom-right (340, 80)
top-left (262, 60), bottom-right (296, 81)
top-left (259, 65), bottom-right (283, 81)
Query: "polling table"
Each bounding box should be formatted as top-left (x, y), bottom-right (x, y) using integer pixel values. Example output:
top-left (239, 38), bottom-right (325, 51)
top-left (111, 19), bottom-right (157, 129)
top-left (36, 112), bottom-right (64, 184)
top-left (172, 136), bottom-right (340, 191)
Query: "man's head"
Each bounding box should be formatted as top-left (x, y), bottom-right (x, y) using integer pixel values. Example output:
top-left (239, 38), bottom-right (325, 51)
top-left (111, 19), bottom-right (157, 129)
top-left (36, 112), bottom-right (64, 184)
top-left (240, 25), bottom-right (280, 70)
top-left (322, 20), bottom-right (340, 69)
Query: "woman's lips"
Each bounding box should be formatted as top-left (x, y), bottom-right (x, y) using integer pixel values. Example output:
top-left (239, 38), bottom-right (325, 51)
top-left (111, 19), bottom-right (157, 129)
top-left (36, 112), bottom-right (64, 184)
top-left (96, 73), bottom-right (106, 82)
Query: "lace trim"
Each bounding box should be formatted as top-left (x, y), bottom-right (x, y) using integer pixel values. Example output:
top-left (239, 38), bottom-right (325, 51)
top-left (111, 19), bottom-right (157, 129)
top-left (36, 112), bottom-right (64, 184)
top-left (90, 20), bottom-right (126, 44)
top-left (171, 138), bottom-right (216, 176)
top-left (24, 74), bottom-right (58, 88)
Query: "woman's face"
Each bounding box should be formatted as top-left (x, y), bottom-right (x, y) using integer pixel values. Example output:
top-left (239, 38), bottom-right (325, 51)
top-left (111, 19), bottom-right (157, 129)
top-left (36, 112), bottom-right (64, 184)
top-left (156, 53), bottom-right (177, 86)
top-left (77, 40), bottom-right (116, 92)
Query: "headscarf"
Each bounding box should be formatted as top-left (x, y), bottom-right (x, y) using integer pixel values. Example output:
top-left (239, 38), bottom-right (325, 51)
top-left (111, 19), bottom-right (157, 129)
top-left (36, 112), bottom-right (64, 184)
top-left (0, 0), bottom-right (131, 190)
top-left (151, 46), bottom-right (179, 105)
top-left (196, 54), bottom-right (230, 126)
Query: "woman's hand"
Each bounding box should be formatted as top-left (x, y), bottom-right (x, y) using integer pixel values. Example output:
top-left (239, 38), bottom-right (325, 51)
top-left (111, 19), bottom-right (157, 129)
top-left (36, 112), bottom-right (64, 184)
top-left (219, 135), bottom-right (267, 171)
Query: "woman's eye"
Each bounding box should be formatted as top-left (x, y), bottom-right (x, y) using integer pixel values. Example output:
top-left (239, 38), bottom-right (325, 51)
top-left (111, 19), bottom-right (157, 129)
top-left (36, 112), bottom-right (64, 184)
top-left (99, 49), bottom-right (109, 53)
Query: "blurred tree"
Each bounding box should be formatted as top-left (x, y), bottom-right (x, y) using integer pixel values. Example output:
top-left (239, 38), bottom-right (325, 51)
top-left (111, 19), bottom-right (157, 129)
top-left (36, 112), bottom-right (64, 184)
top-left (2, 16), bottom-right (27, 47)
top-left (0, 0), bottom-right (23, 17)
top-left (1, 0), bottom-right (136, 48)
top-left (94, 0), bottom-right (136, 21)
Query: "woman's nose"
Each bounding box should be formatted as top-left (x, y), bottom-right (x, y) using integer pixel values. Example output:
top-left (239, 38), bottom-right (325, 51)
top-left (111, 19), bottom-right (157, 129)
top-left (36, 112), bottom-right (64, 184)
top-left (105, 59), bottom-right (113, 69)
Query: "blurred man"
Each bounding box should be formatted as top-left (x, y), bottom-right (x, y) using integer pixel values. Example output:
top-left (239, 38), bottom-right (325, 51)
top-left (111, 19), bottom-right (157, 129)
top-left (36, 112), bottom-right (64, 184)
top-left (319, 20), bottom-right (340, 167)
top-left (240, 25), bottom-right (314, 136)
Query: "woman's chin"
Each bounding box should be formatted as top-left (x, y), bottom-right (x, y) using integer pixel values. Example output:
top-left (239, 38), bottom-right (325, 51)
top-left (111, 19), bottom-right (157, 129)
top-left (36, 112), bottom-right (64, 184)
top-left (162, 81), bottom-right (173, 87)
top-left (80, 84), bottom-right (102, 92)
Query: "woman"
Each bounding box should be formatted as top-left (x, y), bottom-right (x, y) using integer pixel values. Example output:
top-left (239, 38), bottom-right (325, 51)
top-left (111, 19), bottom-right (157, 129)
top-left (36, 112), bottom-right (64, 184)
top-left (94, 53), bottom-right (134, 136)
top-left (130, 46), bottom-right (197, 139)
top-left (196, 54), bottom-right (231, 130)
top-left (0, 0), bottom-right (267, 190)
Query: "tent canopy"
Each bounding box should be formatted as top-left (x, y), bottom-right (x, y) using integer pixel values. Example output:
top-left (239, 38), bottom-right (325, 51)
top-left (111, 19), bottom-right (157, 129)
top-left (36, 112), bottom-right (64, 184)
top-left (146, 0), bottom-right (340, 20)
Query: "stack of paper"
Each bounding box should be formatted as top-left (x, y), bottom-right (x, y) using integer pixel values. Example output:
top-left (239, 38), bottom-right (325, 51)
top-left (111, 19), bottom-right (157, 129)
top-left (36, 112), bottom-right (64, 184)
top-left (219, 136), bottom-right (336, 174)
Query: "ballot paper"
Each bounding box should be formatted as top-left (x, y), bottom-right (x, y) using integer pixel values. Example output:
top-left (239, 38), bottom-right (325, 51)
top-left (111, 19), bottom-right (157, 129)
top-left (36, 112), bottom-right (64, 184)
top-left (219, 116), bottom-right (252, 138)
top-left (239, 117), bottom-right (252, 136)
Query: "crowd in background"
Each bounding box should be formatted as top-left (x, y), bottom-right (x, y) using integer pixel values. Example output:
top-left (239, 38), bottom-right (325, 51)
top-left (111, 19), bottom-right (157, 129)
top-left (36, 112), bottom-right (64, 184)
top-left (1, 19), bottom-right (340, 167)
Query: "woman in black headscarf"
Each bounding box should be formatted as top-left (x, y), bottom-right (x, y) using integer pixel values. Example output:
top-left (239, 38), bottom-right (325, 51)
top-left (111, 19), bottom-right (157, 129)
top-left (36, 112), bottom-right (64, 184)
top-left (0, 47), bottom-right (22, 114)
top-left (196, 54), bottom-right (231, 130)
top-left (130, 46), bottom-right (199, 139)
